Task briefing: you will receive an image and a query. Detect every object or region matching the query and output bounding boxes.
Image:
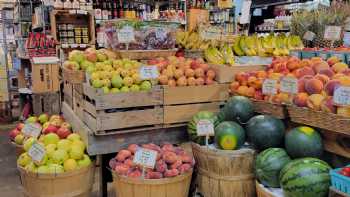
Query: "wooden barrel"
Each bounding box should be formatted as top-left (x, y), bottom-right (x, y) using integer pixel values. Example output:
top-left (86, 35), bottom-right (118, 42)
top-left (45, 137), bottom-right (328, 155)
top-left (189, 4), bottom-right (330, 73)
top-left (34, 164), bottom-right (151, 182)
top-left (18, 163), bottom-right (95, 197)
top-left (256, 181), bottom-right (278, 197)
top-left (112, 170), bottom-right (193, 197)
top-left (192, 143), bottom-right (256, 197)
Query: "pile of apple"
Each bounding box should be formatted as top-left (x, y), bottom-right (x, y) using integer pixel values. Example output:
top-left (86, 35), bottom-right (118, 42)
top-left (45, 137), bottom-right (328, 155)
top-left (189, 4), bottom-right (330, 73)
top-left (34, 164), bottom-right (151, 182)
top-left (17, 133), bottom-right (92, 174)
top-left (64, 48), bottom-right (153, 94)
top-left (230, 56), bottom-right (350, 117)
top-left (9, 114), bottom-right (73, 146)
top-left (148, 56), bottom-right (217, 86)
top-left (109, 143), bottom-right (194, 179)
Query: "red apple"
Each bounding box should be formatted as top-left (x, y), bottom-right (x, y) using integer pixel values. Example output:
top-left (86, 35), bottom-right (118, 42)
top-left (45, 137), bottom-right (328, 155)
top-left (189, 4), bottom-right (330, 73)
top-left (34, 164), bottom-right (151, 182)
top-left (57, 127), bottom-right (72, 139)
top-left (9, 129), bottom-right (21, 141)
top-left (190, 60), bottom-right (201, 70)
top-left (16, 123), bottom-right (25, 131)
top-left (42, 125), bottom-right (58, 134)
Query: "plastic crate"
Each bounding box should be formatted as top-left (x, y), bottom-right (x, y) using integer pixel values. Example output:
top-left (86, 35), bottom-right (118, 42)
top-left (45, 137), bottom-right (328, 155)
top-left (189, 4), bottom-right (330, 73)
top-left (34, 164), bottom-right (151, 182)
top-left (330, 168), bottom-right (350, 195)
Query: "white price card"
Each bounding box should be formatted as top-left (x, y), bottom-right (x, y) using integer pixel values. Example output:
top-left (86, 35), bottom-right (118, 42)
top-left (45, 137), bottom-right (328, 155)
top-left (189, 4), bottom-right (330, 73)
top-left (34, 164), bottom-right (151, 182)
top-left (240, 0), bottom-right (252, 24)
top-left (133, 148), bottom-right (158, 169)
top-left (70, 44), bottom-right (78, 48)
top-left (333, 86), bottom-right (350, 106)
top-left (196, 119), bottom-right (215, 136)
top-left (61, 44), bottom-right (69, 48)
top-left (324, 26), bottom-right (342, 41)
top-left (28, 143), bottom-right (46, 163)
top-left (79, 44), bottom-right (87, 48)
top-left (303, 31), bottom-right (316, 41)
top-left (290, 51), bottom-right (299, 58)
top-left (280, 77), bottom-right (298, 94)
top-left (139, 66), bottom-right (159, 80)
top-left (77, 10), bottom-right (88, 15)
top-left (262, 79), bottom-right (277, 95)
top-left (22, 123), bottom-right (42, 138)
top-left (117, 26), bottom-right (135, 43)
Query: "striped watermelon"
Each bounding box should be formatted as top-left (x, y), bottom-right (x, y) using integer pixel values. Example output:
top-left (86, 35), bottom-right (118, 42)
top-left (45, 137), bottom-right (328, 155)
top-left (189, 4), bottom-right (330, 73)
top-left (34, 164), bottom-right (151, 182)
top-left (279, 158), bottom-right (331, 197)
top-left (187, 111), bottom-right (220, 145)
top-left (255, 148), bottom-right (291, 188)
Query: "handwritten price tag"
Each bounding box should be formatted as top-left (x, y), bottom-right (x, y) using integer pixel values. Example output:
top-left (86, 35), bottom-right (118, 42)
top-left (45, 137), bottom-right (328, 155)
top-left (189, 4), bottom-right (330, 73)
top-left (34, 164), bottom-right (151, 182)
top-left (22, 123), bottom-right (42, 138)
top-left (324, 26), bottom-right (342, 41)
top-left (117, 26), bottom-right (135, 43)
top-left (303, 31), bottom-right (316, 41)
top-left (196, 119), bottom-right (215, 136)
top-left (28, 143), bottom-right (46, 163)
top-left (280, 77), bottom-right (298, 94)
top-left (334, 86), bottom-right (350, 106)
top-left (139, 66), bottom-right (159, 80)
top-left (133, 148), bottom-right (158, 169)
top-left (262, 79), bottom-right (277, 95)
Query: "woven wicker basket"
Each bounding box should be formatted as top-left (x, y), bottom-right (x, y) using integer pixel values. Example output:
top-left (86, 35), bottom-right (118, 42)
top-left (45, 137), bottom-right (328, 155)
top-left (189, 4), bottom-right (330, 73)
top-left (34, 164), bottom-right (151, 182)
top-left (117, 49), bottom-right (177, 60)
top-left (255, 181), bottom-right (279, 197)
top-left (252, 99), bottom-right (287, 119)
top-left (287, 105), bottom-right (350, 135)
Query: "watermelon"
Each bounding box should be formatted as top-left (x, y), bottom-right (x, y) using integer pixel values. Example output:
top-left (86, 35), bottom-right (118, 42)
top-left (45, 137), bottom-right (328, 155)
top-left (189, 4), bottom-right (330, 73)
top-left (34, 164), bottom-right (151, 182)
top-left (255, 148), bottom-right (291, 188)
top-left (214, 121), bottom-right (245, 150)
top-left (187, 111), bottom-right (219, 145)
top-left (217, 96), bottom-right (254, 123)
top-left (285, 126), bottom-right (323, 159)
top-left (246, 115), bottom-right (285, 150)
top-left (279, 157), bottom-right (331, 197)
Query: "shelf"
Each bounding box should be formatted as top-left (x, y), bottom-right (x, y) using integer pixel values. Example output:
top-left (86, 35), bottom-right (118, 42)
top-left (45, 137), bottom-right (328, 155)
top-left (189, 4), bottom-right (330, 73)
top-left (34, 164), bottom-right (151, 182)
top-left (255, 29), bottom-right (290, 33)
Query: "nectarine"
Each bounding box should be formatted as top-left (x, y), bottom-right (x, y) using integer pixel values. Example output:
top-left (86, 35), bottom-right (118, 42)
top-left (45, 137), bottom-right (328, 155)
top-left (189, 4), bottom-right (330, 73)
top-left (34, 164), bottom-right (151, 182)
top-left (305, 78), bottom-right (324, 94)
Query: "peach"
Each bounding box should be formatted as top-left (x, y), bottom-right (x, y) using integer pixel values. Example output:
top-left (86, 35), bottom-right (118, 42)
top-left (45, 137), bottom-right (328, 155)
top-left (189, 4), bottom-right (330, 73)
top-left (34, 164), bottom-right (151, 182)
top-left (327, 56), bottom-right (341, 66)
top-left (333, 73), bottom-right (346, 80)
top-left (279, 92), bottom-right (292, 104)
top-left (333, 62), bottom-right (349, 73)
top-left (254, 90), bottom-right (264, 100)
top-left (312, 61), bottom-right (330, 73)
top-left (247, 76), bottom-right (257, 86)
top-left (342, 68), bottom-right (350, 76)
top-left (246, 87), bottom-right (256, 98)
top-left (293, 93), bottom-right (309, 107)
top-left (320, 97), bottom-right (336, 113)
top-left (305, 78), bottom-right (324, 94)
top-left (307, 94), bottom-right (325, 111)
top-left (273, 62), bottom-right (287, 73)
top-left (235, 72), bottom-right (249, 85)
top-left (287, 59), bottom-right (301, 70)
top-left (310, 57), bottom-right (323, 64)
top-left (269, 72), bottom-right (283, 80)
top-left (339, 76), bottom-right (350, 86)
top-left (324, 79), bottom-right (341, 96)
top-left (314, 74), bottom-right (330, 85)
top-left (256, 70), bottom-right (267, 79)
top-left (236, 86), bottom-right (249, 96)
top-left (318, 69), bottom-right (335, 78)
top-left (300, 59), bottom-right (312, 68)
top-left (337, 107), bottom-right (350, 118)
top-left (295, 67), bottom-right (315, 79)
top-left (229, 81), bottom-right (240, 93)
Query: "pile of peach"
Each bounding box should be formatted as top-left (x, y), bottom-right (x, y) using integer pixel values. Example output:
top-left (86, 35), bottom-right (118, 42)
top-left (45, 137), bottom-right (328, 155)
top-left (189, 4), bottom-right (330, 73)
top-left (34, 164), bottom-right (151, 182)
top-left (230, 56), bottom-right (350, 117)
top-left (109, 143), bottom-right (194, 179)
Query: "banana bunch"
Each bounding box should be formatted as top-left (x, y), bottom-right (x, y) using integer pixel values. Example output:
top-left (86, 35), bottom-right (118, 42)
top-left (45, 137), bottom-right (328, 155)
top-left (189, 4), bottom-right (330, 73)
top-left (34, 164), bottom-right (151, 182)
top-left (221, 44), bottom-right (235, 66)
top-left (204, 47), bottom-right (225, 65)
top-left (176, 30), bottom-right (211, 50)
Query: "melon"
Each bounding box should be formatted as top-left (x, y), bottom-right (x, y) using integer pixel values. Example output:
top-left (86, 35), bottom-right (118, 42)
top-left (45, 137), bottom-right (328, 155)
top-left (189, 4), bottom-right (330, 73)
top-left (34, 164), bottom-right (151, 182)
top-left (217, 96), bottom-right (254, 123)
top-left (285, 126), bottom-right (323, 159)
top-left (279, 157), bottom-right (331, 197)
top-left (246, 115), bottom-right (285, 150)
top-left (187, 111), bottom-right (220, 145)
top-left (255, 148), bottom-right (291, 188)
top-left (214, 121), bottom-right (245, 150)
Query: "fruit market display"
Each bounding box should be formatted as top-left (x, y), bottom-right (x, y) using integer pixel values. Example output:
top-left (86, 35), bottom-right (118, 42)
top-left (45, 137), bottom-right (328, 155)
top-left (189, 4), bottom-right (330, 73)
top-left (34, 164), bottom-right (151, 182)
top-left (109, 143), bottom-right (194, 179)
top-left (149, 56), bottom-right (218, 86)
top-left (64, 48), bottom-right (154, 94)
top-left (9, 114), bottom-right (73, 146)
top-left (17, 133), bottom-right (92, 173)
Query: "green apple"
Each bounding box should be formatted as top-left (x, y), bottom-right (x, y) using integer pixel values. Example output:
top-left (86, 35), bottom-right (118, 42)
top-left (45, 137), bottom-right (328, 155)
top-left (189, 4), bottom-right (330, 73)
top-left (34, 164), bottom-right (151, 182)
top-left (86, 65), bottom-right (96, 74)
top-left (69, 145), bottom-right (84, 160)
top-left (43, 133), bottom-right (60, 146)
top-left (26, 116), bottom-right (37, 123)
top-left (130, 84), bottom-right (140, 92)
top-left (37, 165), bottom-right (50, 174)
top-left (103, 60), bottom-right (113, 66)
top-left (25, 162), bottom-right (37, 173)
top-left (47, 164), bottom-right (65, 173)
top-left (110, 88), bottom-right (120, 94)
top-left (67, 133), bottom-right (81, 141)
top-left (90, 72), bottom-right (100, 81)
top-left (64, 159), bottom-right (78, 171)
top-left (101, 79), bottom-right (111, 87)
top-left (68, 50), bottom-right (85, 64)
top-left (113, 60), bottom-right (122, 68)
top-left (123, 76), bottom-right (134, 87)
top-left (120, 86), bottom-right (130, 93)
top-left (77, 154), bottom-right (92, 169)
top-left (45, 144), bottom-right (57, 158)
top-left (38, 113), bottom-right (49, 124)
top-left (51, 149), bottom-right (68, 164)
top-left (23, 137), bottom-right (36, 152)
top-left (71, 140), bottom-right (85, 151)
top-left (14, 134), bottom-right (25, 145)
top-left (140, 80), bottom-right (152, 91)
top-left (95, 62), bottom-right (104, 71)
top-left (17, 153), bottom-right (32, 167)
top-left (96, 51), bottom-right (107, 62)
top-left (111, 75), bottom-right (123, 88)
top-left (57, 139), bottom-right (72, 152)
top-left (80, 60), bottom-right (94, 71)
top-left (92, 79), bottom-right (103, 88)
top-left (102, 86), bottom-right (110, 94)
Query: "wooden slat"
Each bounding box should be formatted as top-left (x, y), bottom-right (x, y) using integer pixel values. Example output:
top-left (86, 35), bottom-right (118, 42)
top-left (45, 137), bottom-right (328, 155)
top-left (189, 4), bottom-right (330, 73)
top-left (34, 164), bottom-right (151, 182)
top-left (322, 130), bottom-right (350, 158)
top-left (210, 64), bottom-right (266, 84)
top-left (163, 84), bottom-right (229, 105)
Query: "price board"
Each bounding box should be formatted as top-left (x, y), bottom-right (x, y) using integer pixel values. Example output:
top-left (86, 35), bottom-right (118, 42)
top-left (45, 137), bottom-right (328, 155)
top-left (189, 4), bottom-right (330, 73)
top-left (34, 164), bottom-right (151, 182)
top-left (324, 26), bottom-right (342, 41)
top-left (262, 79), bottom-right (277, 95)
top-left (139, 66), bottom-right (159, 80)
top-left (196, 119), bottom-right (215, 137)
top-left (22, 123), bottom-right (42, 138)
top-left (280, 77), bottom-right (298, 94)
top-left (117, 25), bottom-right (135, 43)
top-left (28, 143), bottom-right (46, 163)
top-left (303, 31), bottom-right (316, 41)
top-left (133, 148), bottom-right (158, 169)
top-left (334, 86), bottom-right (350, 106)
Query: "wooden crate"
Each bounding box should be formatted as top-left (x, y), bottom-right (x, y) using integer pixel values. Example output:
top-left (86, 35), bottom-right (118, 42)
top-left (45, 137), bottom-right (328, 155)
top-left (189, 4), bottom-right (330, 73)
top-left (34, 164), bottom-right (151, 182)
top-left (252, 100), bottom-right (287, 119)
top-left (210, 64), bottom-right (266, 84)
top-left (63, 67), bottom-right (85, 84)
top-left (63, 80), bottom-right (74, 109)
top-left (32, 92), bottom-right (61, 116)
top-left (321, 130), bottom-right (350, 159)
top-left (31, 64), bottom-right (60, 93)
top-left (163, 84), bottom-right (229, 125)
top-left (73, 89), bottom-right (84, 121)
top-left (82, 84), bottom-right (163, 135)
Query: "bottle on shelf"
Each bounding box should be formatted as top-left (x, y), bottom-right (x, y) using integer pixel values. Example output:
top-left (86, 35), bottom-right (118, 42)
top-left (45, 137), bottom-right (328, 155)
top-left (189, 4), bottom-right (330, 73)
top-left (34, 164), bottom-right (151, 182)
top-left (94, 0), bottom-right (102, 19)
top-left (72, 0), bottom-right (80, 10)
top-left (86, 0), bottom-right (93, 11)
top-left (102, 0), bottom-right (108, 20)
top-left (63, 0), bottom-right (73, 9)
top-left (54, 0), bottom-right (64, 9)
top-left (113, 0), bottom-right (118, 19)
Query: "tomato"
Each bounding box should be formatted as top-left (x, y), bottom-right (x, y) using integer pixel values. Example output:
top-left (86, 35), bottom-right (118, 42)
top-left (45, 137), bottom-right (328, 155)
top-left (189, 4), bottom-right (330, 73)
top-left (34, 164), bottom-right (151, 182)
top-left (339, 170), bottom-right (350, 177)
top-left (342, 167), bottom-right (350, 174)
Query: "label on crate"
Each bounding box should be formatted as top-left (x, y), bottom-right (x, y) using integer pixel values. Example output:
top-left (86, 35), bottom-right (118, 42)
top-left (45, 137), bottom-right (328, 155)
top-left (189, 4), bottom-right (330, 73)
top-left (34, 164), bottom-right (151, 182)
top-left (303, 31), bottom-right (316, 41)
top-left (334, 86), bottom-right (350, 106)
top-left (139, 66), bottom-right (159, 80)
top-left (28, 143), bottom-right (46, 163)
top-left (262, 79), bottom-right (277, 95)
top-left (324, 26), bottom-right (342, 41)
top-left (280, 77), bottom-right (298, 94)
top-left (290, 51), bottom-right (299, 58)
top-left (196, 119), bottom-right (215, 136)
top-left (133, 148), bottom-right (158, 169)
top-left (117, 26), bottom-right (135, 43)
top-left (22, 123), bottom-right (42, 138)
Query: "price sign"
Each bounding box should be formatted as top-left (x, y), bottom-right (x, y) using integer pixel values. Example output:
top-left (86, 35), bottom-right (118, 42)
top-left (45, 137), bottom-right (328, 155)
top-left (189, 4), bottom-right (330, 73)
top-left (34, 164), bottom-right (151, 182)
top-left (133, 148), bottom-right (158, 169)
top-left (334, 86), bottom-right (350, 106)
top-left (117, 26), bottom-right (135, 43)
top-left (28, 143), bottom-right (46, 163)
top-left (240, 0), bottom-right (252, 24)
top-left (139, 66), bottom-right (159, 80)
top-left (196, 119), bottom-right (215, 137)
top-left (290, 51), bottom-right (300, 58)
top-left (324, 26), bottom-right (342, 41)
top-left (319, 52), bottom-right (328, 60)
top-left (70, 44), bottom-right (78, 48)
top-left (77, 10), bottom-right (88, 15)
top-left (303, 31), bottom-right (316, 41)
top-left (280, 77), bottom-right (298, 94)
top-left (262, 79), bottom-right (277, 95)
top-left (22, 123), bottom-right (42, 138)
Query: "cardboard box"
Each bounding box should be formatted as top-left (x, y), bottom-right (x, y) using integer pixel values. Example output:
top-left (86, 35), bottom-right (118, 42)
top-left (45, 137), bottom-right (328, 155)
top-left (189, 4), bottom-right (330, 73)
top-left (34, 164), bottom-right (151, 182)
top-left (31, 64), bottom-right (59, 93)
